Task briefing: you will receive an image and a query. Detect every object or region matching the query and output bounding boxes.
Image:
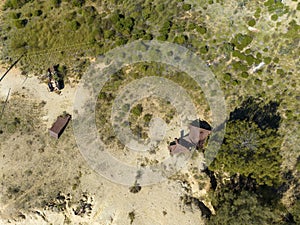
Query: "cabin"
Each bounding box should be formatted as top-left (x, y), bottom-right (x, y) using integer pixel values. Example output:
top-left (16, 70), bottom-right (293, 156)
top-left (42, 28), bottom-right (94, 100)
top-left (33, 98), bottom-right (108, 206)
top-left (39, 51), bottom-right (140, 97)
top-left (168, 119), bottom-right (211, 156)
top-left (49, 114), bottom-right (71, 139)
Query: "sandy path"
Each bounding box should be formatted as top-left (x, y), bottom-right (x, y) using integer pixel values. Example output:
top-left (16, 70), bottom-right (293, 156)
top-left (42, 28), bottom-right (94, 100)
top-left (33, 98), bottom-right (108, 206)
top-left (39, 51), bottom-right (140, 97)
top-left (0, 67), bottom-right (76, 127)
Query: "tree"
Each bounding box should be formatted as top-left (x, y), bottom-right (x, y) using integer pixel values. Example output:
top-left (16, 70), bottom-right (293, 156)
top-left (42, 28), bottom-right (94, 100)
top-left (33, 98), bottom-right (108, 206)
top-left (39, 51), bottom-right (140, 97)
top-left (210, 120), bottom-right (283, 186)
top-left (208, 190), bottom-right (284, 225)
top-left (210, 97), bottom-right (283, 187)
top-left (290, 198), bottom-right (300, 224)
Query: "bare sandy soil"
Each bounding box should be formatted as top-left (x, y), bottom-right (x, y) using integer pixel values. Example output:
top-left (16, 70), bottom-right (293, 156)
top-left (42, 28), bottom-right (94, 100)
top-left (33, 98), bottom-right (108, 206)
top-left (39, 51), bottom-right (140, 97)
top-left (0, 66), bottom-right (76, 127)
top-left (0, 67), bottom-right (207, 225)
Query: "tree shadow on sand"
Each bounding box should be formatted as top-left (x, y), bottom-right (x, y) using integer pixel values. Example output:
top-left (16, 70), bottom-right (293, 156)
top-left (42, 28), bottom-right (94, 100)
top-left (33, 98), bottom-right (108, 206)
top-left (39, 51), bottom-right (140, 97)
top-left (229, 97), bottom-right (281, 130)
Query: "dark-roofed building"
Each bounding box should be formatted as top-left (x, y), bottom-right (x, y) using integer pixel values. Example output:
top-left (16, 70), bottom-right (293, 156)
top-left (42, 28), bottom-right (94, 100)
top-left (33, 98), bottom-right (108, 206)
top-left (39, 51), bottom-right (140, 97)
top-left (49, 114), bottom-right (71, 139)
top-left (188, 120), bottom-right (212, 149)
top-left (168, 119), bottom-right (212, 156)
top-left (169, 137), bottom-right (192, 156)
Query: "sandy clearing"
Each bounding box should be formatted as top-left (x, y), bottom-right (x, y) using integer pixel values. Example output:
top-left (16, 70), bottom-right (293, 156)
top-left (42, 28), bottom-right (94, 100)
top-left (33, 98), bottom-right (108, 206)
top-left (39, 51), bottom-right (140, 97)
top-left (0, 67), bottom-right (76, 127)
top-left (0, 66), bottom-right (207, 225)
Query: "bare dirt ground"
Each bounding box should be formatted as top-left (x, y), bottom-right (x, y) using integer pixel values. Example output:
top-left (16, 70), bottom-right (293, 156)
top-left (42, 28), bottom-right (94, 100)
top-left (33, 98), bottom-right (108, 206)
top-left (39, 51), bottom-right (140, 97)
top-left (0, 67), bottom-right (207, 224)
top-left (0, 66), bottom-right (76, 127)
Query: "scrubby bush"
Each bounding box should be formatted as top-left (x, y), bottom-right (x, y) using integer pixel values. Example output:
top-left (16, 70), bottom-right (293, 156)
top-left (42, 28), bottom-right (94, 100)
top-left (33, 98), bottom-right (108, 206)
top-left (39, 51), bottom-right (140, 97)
top-left (240, 71), bottom-right (249, 78)
top-left (14, 19), bottom-right (28, 28)
top-left (131, 104), bottom-right (143, 117)
top-left (69, 21), bottom-right (81, 30)
top-left (143, 113), bottom-right (153, 126)
top-left (232, 33), bottom-right (253, 50)
top-left (174, 35), bottom-right (187, 45)
top-left (4, 0), bottom-right (32, 10)
top-left (223, 73), bottom-right (231, 82)
top-left (248, 19), bottom-right (256, 27)
top-left (52, 0), bottom-right (61, 8)
top-left (200, 45), bottom-right (209, 54)
top-left (33, 9), bottom-right (43, 16)
top-left (10, 12), bottom-right (21, 19)
top-left (196, 26), bottom-right (207, 34)
top-left (72, 0), bottom-right (85, 7)
top-left (271, 14), bottom-right (278, 21)
top-left (182, 4), bottom-right (191, 11)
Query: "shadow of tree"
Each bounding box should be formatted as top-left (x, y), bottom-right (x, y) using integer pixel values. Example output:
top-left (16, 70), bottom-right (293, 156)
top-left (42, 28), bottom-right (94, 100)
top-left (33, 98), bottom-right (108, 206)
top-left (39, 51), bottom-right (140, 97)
top-left (190, 119), bottom-right (212, 131)
top-left (229, 97), bottom-right (281, 130)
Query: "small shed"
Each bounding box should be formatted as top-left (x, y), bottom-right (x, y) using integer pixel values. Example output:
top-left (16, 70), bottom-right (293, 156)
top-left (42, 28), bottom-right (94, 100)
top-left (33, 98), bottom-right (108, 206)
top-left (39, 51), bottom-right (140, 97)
top-left (49, 114), bottom-right (71, 139)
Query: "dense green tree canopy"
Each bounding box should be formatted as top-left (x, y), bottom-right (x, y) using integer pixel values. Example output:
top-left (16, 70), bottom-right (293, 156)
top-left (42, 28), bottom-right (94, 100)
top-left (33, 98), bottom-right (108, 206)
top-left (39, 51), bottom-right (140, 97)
top-left (208, 190), bottom-right (285, 225)
top-left (211, 119), bottom-right (283, 186)
top-left (210, 97), bottom-right (283, 187)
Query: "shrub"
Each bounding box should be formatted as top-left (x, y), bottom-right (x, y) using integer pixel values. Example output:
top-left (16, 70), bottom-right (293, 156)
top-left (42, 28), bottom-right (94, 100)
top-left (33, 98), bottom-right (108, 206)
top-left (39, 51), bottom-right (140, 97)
top-left (143, 33), bottom-right (153, 40)
top-left (232, 33), bottom-right (253, 50)
top-left (72, 0), bottom-right (85, 7)
top-left (69, 21), bottom-right (81, 30)
top-left (245, 55), bottom-right (255, 65)
top-left (10, 12), bottom-right (21, 19)
top-left (122, 17), bottom-right (134, 31)
top-left (4, 0), bottom-right (32, 10)
top-left (14, 19), bottom-right (28, 28)
top-left (248, 19), bottom-right (256, 27)
top-left (271, 14), bottom-right (278, 21)
top-left (33, 9), bottom-right (43, 16)
top-left (232, 80), bottom-right (240, 86)
top-left (157, 34), bottom-right (168, 41)
top-left (174, 35), bottom-right (187, 45)
top-left (182, 4), bottom-right (191, 11)
top-left (223, 42), bottom-right (235, 52)
top-left (104, 30), bottom-right (115, 39)
top-left (128, 211), bottom-right (135, 224)
top-left (143, 113), bottom-right (153, 125)
top-left (273, 57), bottom-right (279, 63)
top-left (52, 0), bottom-right (61, 7)
top-left (131, 104), bottom-right (143, 117)
top-left (232, 61), bottom-right (248, 71)
top-left (263, 57), bottom-right (272, 64)
top-left (240, 71), bottom-right (249, 78)
top-left (223, 73), bottom-right (232, 82)
top-left (159, 20), bottom-right (172, 36)
top-left (232, 50), bottom-right (246, 60)
top-left (266, 79), bottom-right (273, 85)
top-left (254, 79), bottom-right (262, 86)
top-left (200, 45), bottom-right (209, 54)
top-left (115, 37), bottom-right (128, 46)
top-left (196, 26), bottom-right (207, 34)
top-left (157, 3), bottom-right (164, 12)
top-left (254, 8), bottom-right (261, 18)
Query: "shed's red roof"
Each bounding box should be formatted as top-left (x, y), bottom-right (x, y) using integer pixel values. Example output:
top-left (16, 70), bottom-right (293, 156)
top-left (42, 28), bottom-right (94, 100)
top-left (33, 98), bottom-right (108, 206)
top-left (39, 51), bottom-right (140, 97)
top-left (49, 114), bottom-right (71, 135)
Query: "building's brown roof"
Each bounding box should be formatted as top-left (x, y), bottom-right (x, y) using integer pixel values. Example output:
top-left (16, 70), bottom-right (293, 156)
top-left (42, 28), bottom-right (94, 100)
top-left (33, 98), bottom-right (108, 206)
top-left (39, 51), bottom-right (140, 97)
top-left (49, 114), bottom-right (71, 137)
top-left (168, 138), bottom-right (190, 156)
top-left (188, 126), bottom-right (211, 146)
top-left (168, 119), bottom-right (212, 155)
top-left (168, 144), bottom-right (189, 156)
